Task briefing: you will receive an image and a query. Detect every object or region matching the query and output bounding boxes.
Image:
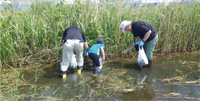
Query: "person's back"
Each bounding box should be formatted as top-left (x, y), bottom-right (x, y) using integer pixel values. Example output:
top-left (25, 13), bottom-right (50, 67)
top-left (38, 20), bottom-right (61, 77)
top-left (131, 21), bottom-right (157, 42)
top-left (88, 44), bottom-right (105, 56)
top-left (62, 26), bottom-right (86, 43)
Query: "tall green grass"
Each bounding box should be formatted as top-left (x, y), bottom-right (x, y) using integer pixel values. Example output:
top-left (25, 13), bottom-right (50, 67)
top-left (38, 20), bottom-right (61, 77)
top-left (0, 1), bottom-right (200, 66)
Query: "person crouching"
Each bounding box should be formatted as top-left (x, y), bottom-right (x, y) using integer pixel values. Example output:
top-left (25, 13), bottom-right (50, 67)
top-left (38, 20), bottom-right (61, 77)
top-left (88, 38), bottom-right (105, 74)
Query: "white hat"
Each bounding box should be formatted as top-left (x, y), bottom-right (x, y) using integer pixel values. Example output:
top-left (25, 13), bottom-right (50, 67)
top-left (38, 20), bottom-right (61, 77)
top-left (120, 20), bottom-right (131, 33)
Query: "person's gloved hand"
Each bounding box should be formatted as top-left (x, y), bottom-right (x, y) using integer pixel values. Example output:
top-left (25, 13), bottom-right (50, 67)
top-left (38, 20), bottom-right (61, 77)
top-left (84, 52), bottom-right (88, 57)
top-left (100, 57), bottom-right (104, 65)
top-left (138, 40), bottom-right (145, 47)
top-left (133, 41), bottom-right (139, 47)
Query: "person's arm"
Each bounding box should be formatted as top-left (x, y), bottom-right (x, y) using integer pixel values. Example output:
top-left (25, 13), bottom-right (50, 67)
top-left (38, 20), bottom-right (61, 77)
top-left (136, 37), bottom-right (140, 42)
top-left (142, 30), bottom-right (152, 42)
top-left (101, 47), bottom-right (105, 60)
top-left (84, 42), bottom-right (89, 52)
top-left (81, 30), bottom-right (89, 52)
top-left (62, 29), bottom-right (67, 44)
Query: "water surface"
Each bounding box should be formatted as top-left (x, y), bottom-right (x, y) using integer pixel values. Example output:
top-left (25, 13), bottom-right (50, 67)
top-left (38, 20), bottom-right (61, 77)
top-left (1, 51), bottom-right (200, 100)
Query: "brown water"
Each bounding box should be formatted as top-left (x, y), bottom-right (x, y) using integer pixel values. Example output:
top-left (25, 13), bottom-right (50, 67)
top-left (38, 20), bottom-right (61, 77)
top-left (1, 51), bottom-right (200, 100)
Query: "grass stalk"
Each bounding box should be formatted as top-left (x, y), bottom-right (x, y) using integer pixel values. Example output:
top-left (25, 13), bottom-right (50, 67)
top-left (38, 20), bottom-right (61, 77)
top-left (0, 1), bottom-right (199, 66)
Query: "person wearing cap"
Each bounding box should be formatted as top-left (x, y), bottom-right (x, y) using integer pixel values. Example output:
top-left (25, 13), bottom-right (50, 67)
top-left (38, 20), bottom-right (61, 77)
top-left (87, 38), bottom-right (105, 74)
top-left (120, 20), bottom-right (158, 67)
top-left (60, 26), bottom-right (89, 79)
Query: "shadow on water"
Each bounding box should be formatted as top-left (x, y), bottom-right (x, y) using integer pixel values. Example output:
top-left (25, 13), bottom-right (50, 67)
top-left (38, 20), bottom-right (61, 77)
top-left (1, 51), bottom-right (200, 100)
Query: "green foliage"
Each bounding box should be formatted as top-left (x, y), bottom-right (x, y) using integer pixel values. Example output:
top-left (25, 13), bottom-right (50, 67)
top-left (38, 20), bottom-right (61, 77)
top-left (0, 1), bottom-right (200, 66)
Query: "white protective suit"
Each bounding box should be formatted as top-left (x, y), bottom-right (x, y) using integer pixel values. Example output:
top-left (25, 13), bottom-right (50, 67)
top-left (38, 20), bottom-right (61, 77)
top-left (60, 40), bottom-right (84, 72)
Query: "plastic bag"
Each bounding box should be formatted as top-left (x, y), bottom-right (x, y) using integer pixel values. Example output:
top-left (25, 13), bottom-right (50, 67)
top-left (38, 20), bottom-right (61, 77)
top-left (69, 54), bottom-right (77, 69)
top-left (137, 47), bottom-right (148, 67)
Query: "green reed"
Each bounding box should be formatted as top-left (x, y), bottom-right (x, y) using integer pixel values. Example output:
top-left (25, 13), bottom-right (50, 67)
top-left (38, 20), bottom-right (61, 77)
top-left (6, 57), bottom-right (25, 90)
top-left (0, 57), bottom-right (26, 100)
top-left (0, 1), bottom-right (199, 66)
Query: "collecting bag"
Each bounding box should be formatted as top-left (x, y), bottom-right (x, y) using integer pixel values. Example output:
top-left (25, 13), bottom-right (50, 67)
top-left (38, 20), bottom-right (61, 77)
top-left (137, 47), bottom-right (148, 67)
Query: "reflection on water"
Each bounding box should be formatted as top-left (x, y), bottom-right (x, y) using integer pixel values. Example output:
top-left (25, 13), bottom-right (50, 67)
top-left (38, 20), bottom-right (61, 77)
top-left (2, 52), bottom-right (200, 100)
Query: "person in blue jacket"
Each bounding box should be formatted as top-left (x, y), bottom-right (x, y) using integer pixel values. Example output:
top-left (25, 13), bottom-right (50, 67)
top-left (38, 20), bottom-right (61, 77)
top-left (88, 38), bottom-right (105, 74)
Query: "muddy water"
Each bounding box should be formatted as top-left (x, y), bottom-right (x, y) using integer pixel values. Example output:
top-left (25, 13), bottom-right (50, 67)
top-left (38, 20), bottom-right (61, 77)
top-left (1, 51), bottom-right (200, 100)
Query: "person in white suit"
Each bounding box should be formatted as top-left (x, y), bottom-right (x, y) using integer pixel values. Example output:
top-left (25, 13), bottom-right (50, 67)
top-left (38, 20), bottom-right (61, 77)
top-left (60, 26), bottom-right (88, 79)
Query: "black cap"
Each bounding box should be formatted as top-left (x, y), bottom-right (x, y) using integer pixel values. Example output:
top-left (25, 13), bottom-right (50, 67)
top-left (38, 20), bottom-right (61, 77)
top-left (97, 38), bottom-right (104, 44)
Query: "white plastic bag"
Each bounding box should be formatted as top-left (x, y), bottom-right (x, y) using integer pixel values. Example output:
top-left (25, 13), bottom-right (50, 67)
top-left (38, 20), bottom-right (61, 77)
top-left (137, 47), bottom-right (148, 67)
top-left (69, 54), bottom-right (77, 69)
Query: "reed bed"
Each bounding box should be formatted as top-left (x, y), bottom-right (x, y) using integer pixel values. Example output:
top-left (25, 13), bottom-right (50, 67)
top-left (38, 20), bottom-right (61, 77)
top-left (0, 0), bottom-right (200, 66)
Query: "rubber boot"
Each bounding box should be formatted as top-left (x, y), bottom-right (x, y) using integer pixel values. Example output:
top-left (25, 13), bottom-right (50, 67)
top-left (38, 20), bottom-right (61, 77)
top-left (146, 60), bottom-right (153, 68)
top-left (59, 71), bottom-right (67, 79)
top-left (77, 66), bottom-right (83, 75)
top-left (94, 67), bottom-right (101, 74)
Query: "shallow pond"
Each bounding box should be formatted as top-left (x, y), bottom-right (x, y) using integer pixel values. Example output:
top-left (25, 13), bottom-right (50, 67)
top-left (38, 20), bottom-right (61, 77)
top-left (1, 51), bottom-right (200, 100)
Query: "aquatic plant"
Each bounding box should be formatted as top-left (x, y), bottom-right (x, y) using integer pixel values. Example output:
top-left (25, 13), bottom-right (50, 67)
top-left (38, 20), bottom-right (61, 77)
top-left (0, 0), bottom-right (199, 66)
top-left (0, 51), bottom-right (200, 100)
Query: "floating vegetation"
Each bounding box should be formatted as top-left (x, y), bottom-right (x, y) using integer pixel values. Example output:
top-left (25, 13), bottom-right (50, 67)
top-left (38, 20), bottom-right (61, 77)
top-left (161, 77), bottom-right (200, 85)
top-left (1, 1), bottom-right (200, 66)
top-left (1, 52), bottom-right (200, 100)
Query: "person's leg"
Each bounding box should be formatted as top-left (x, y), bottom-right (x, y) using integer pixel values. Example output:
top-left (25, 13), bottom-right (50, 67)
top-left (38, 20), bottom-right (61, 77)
top-left (98, 58), bottom-right (103, 69)
top-left (91, 57), bottom-right (104, 69)
top-left (143, 36), bottom-right (158, 67)
top-left (69, 53), bottom-right (77, 69)
top-left (60, 41), bottom-right (73, 78)
top-left (89, 53), bottom-right (96, 73)
top-left (74, 40), bottom-right (84, 71)
top-left (89, 53), bottom-right (101, 74)
top-left (95, 55), bottom-right (102, 74)
top-left (93, 62), bottom-right (96, 68)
